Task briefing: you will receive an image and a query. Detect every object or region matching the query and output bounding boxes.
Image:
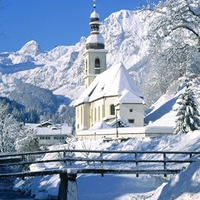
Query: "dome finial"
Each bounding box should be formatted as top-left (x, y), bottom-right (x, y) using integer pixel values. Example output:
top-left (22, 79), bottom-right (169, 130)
top-left (93, 0), bottom-right (96, 9)
top-left (86, 0), bottom-right (105, 50)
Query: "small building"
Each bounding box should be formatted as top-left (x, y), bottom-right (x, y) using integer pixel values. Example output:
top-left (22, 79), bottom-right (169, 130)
top-left (27, 122), bottom-right (73, 146)
top-left (74, 5), bottom-right (144, 135)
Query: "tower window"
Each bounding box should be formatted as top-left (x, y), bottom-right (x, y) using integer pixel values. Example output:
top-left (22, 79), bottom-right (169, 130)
top-left (95, 58), bottom-right (100, 74)
top-left (85, 59), bottom-right (88, 75)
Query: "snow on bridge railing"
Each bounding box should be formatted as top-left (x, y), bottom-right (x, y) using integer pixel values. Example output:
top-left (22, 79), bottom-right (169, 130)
top-left (0, 150), bottom-right (199, 200)
top-left (0, 149), bottom-right (199, 174)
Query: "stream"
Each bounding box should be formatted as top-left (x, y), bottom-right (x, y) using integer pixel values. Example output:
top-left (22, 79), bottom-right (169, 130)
top-left (0, 179), bottom-right (33, 200)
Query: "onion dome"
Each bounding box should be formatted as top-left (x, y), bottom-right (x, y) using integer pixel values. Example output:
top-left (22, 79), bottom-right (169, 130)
top-left (90, 10), bottom-right (99, 21)
top-left (86, 6), bottom-right (105, 50)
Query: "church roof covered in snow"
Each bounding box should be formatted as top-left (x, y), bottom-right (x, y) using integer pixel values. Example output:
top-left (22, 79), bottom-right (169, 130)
top-left (74, 62), bottom-right (144, 106)
top-left (86, 34), bottom-right (105, 46)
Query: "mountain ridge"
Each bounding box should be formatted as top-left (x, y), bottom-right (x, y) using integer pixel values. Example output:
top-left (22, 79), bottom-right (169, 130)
top-left (0, 9), bottom-right (150, 103)
top-left (0, 8), bottom-right (193, 121)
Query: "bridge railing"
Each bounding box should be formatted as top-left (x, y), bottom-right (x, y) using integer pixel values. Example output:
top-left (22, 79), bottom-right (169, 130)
top-left (0, 150), bottom-right (200, 200)
top-left (0, 149), bottom-right (199, 173)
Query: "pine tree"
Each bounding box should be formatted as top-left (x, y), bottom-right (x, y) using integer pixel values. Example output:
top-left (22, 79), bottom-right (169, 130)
top-left (174, 78), bottom-right (200, 134)
top-left (192, 77), bottom-right (200, 104)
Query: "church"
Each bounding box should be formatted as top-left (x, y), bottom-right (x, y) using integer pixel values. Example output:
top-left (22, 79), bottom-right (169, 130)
top-left (74, 4), bottom-right (145, 133)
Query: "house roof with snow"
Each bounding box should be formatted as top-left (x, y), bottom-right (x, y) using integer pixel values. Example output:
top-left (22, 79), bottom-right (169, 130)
top-left (86, 34), bottom-right (105, 46)
top-left (26, 123), bottom-right (73, 136)
top-left (36, 126), bottom-right (72, 136)
top-left (74, 62), bottom-right (144, 106)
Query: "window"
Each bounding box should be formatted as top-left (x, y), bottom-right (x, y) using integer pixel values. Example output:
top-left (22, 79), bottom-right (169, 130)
top-left (102, 105), bottom-right (105, 118)
top-left (85, 59), bottom-right (88, 75)
top-left (98, 106), bottom-right (100, 121)
top-left (40, 136), bottom-right (51, 140)
top-left (128, 119), bottom-right (135, 124)
top-left (94, 108), bottom-right (97, 122)
top-left (54, 136), bottom-right (65, 140)
top-left (81, 106), bottom-right (83, 124)
top-left (129, 109), bottom-right (133, 112)
top-left (110, 104), bottom-right (115, 115)
top-left (95, 58), bottom-right (100, 74)
top-left (91, 108), bottom-right (93, 123)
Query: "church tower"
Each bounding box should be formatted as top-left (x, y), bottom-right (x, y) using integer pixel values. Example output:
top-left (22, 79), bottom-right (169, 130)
top-left (74, 0), bottom-right (144, 133)
top-left (83, 1), bottom-right (108, 89)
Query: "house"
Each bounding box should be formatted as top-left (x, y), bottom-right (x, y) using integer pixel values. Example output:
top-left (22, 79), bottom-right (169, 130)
top-left (74, 4), bottom-right (144, 135)
top-left (27, 122), bottom-right (73, 146)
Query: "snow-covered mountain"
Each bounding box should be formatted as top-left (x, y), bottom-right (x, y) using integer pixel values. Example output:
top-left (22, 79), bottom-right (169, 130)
top-left (0, 9), bottom-right (151, 111)
top-left (1, 6), bottom-right (198, 120)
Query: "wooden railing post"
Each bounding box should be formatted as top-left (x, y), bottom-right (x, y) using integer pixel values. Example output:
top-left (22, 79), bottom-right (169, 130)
top-left (63, 151), bottom-right (66, 166)
top-left (21, 154), bottom-right (25, 180)
top-left (21, 155), bottom-right (25, 168)
top-left (58, 170), bottom-right (78, 200)
top-left (135, 153), bottom-right (139, 177)
top-left (163, 153), bottom-right (167, 177)
top-left (58, 173), bottom-right (68, 200)
top-left (100, 152), bottom-right (104, 177)
top-left (67, 172), bottom-right (78, 200)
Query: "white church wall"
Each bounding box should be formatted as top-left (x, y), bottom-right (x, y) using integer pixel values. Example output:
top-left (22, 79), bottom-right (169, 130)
top-left (120, 103), bottom-right (144, 127)
top-left (104, 96), bottom-right (119, 116)
top-left (76, 103), bottom-right (90, 130)
top-left (76, 126), bottom-right (174, 140)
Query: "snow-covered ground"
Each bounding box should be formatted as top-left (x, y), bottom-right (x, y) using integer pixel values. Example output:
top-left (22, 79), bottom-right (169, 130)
top-left (14, 128), bottom-right (200, 199)
top-left (14, 82), bottom-right (200, 200)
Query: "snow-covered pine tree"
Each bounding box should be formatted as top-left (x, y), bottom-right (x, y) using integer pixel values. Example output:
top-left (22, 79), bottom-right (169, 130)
top-left (192, 76), bottom-right (200, 104)
top-left (174, 77), bottom-right (200, 134)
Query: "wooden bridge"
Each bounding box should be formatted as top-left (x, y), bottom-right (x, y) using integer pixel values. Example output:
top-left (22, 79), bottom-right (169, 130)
top-left (0, 149), bottom-right (199, 200)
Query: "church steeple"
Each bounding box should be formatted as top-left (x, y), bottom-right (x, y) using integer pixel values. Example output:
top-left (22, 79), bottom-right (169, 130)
top-left (86, 1), bottom-right (105, 50)
top-left (84, 0), bottom-right (108, 89)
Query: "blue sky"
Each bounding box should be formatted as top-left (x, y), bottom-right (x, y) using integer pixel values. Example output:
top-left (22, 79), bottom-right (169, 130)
top-left (0, 0), bottom-right (160, 52)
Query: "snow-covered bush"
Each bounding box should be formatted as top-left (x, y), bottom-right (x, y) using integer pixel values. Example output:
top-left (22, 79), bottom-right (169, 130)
top-left (14, 127), bottom-right (38, 153)
top-left (0, 103), bottom-right (38, 153)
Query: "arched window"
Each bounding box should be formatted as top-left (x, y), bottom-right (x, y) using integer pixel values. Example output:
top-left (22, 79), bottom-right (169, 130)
top-left (110, 104), bottom-right (115, 115)
top-left (85, 59), bottom-right (88, 75)
top-left (95, 58), bottom-right (100, 74)
top-left (94, 108), bottom-right (97, 122)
